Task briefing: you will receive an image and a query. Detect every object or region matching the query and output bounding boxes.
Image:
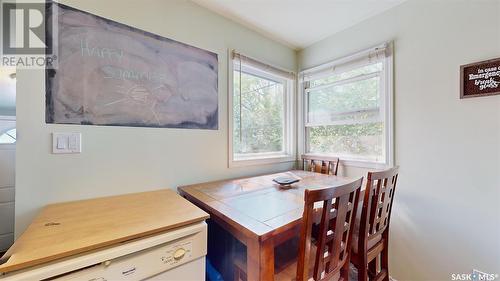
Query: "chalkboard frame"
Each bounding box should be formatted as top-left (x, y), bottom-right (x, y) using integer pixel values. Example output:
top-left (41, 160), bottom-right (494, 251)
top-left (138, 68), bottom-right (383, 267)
top-left (460, 58), bottom-right (500, 99)
top-left (44, 2), bottom-right (219, 129)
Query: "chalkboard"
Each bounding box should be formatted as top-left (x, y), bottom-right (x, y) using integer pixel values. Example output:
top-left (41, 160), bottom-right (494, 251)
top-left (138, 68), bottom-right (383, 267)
top-left (46, 3), bottom-right (219, 129)
top-left (460, 58), bottom-right (500, 99)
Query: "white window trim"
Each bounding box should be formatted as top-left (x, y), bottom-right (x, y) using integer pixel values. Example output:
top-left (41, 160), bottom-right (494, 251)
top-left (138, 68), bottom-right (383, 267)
top-left (0, 116), bottom-right (15, 121)
top-left (298, 42), bottom-right (394, 169)
top-left (228, 50), bottom-right (296, 167)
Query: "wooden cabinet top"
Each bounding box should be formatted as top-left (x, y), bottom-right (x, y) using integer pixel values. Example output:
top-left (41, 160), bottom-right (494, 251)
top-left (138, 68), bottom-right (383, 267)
top-left (0, 189), bottom-right (209, 273)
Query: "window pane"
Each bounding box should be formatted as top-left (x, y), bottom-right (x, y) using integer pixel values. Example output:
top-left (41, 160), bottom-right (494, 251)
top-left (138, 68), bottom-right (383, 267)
top-left (308, 122), bottom-right (384, 162)
top-left (310, 62), bottom-right (382, 88)
top-left (233, 70), bottom-right (284, 155)
top-left (308, 76), bottom-right (380, 124)
top-left (6, 128), bottom-right (15, 139)
top-left (0, 128), bottom-right (16, 144)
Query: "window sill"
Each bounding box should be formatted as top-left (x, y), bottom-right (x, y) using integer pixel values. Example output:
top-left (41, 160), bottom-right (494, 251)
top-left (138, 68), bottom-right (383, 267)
top-left (229, 153), bottom-right (295, 168)
top-left (301, 153), bottom-right (389, 170)
top-left (0, 143), bottom-right (15, 149)
top-left (341, 159), bottom-right (389, 170)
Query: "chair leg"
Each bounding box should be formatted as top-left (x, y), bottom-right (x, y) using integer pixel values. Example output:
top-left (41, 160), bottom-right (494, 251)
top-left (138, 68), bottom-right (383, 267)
top-left (381, 244), bottom-right (389, 281)
top-left (358, 266), bottom-right (368, 281)
top-left (341, 255), bottom-right (350, 280)
top-left (368, 256), bottom-right (377, 277)
top-left (357, 255), bottom-right (368, 281)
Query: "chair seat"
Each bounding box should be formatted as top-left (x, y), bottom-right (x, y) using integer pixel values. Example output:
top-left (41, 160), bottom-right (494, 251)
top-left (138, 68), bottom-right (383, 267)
top-left (351, 193), bottom-right (382, 254)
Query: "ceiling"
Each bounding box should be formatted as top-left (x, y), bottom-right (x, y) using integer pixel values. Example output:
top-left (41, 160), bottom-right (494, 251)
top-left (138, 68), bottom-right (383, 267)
top-left (192, 0), bottom-right (406, 49)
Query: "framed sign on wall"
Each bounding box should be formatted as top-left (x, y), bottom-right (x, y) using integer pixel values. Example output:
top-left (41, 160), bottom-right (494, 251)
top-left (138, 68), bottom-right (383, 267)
top-left (460, 58), bottom-right (500, 99)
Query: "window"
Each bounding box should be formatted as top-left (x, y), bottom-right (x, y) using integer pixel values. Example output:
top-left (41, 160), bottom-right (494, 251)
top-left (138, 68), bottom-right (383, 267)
top-left (0, 128), bottom-right (16, 144)
top-left (229, 51), bottom-right (295, 166)
top-left (301, 43), bottom-right (393, 168)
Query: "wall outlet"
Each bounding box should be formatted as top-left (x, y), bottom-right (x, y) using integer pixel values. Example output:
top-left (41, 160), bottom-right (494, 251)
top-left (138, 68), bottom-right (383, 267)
top-left (52, 133), bottom-right (81, 154)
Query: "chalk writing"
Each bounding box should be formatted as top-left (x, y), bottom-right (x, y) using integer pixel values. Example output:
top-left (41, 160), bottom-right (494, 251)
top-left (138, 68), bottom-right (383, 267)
top-left (101, 65), bottom-right (167, 83)
top-left (81, 39), bottom-right (123, 61)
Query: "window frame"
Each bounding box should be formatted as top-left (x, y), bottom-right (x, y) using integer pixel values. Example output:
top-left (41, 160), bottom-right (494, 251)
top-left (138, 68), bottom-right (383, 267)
top-left (228, 51), bottom-right (296, 167)
top-left (299, 43), bottom-right (394, 169)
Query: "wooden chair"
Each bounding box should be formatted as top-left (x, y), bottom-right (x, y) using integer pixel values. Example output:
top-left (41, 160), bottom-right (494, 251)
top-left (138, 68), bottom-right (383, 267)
top-left (350, 167), bottom-right (399, 281)
top-left (302, 155), bottom-right (340, 176)
top-left (234, 178), bottom-right (363, 281)
top-left (296, 178), bottom-right (362, 281)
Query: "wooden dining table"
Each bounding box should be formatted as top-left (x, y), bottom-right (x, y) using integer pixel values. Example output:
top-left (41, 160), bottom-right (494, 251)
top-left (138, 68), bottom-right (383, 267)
top-left (178, 170), bottom-right (358, 281)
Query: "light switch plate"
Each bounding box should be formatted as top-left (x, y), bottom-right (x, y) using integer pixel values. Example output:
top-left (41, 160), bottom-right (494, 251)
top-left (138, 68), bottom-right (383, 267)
top-left (52, 133), bottom-right (81, 154)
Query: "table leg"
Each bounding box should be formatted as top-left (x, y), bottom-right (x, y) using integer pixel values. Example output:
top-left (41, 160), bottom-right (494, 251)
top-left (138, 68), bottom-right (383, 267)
top-left (246, 238), bottom-right (274, 281)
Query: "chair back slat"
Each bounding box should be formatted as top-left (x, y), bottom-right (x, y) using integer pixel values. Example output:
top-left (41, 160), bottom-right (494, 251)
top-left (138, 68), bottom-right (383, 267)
top-left (302, 155), bottom-right (340, 176)
top-left (297, 178), bottom-right (363, 281)
top-left (313, 200), bottom-right (332, 280)
top-left (362, 167), bottom-right (399, 242)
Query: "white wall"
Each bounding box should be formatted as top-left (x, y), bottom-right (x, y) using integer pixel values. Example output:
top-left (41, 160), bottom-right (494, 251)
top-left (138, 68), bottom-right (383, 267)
top-left (15, 0), bottom-right (297, 235)
top-left (299, 0), bottom-right (500, 279)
